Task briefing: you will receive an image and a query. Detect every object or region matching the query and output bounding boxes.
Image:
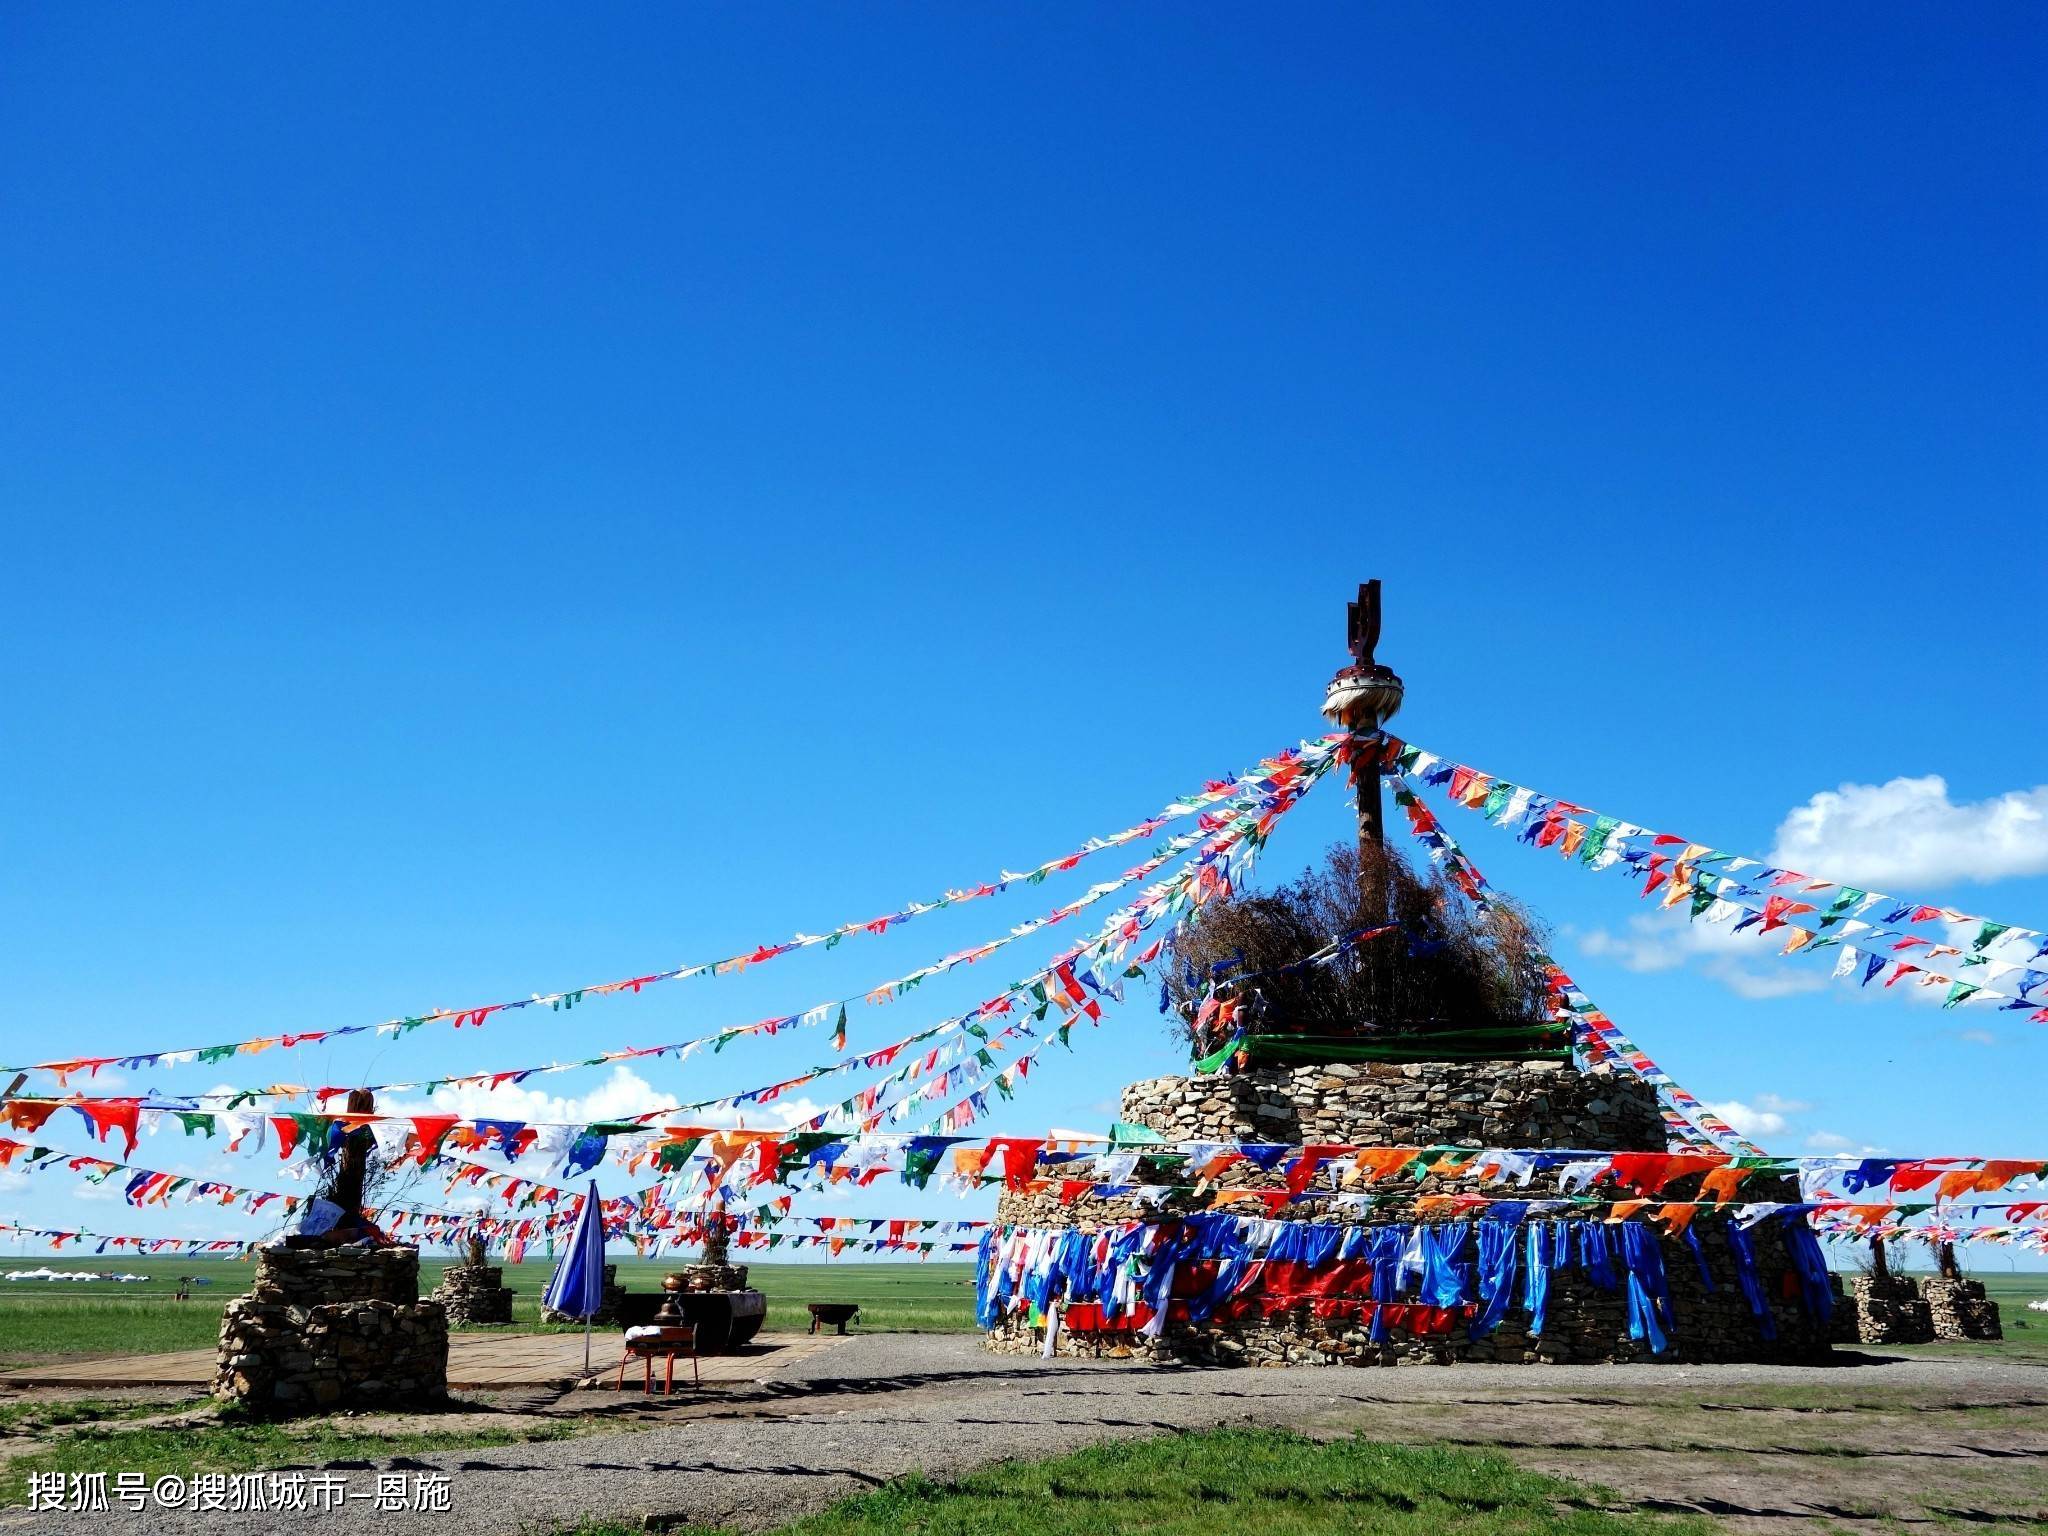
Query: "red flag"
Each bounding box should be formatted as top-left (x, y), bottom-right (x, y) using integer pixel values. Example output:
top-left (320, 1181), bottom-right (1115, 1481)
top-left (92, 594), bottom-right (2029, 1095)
top-left (986, 1137), bottom-right (1046, 1190)
top-left (1286, 1145), bottom-right (1349, 1195)
top-left (1760, 896), bottom-right (1815, 933)
top-left (77, 1099), bottom-right (144, 1158)
top-left (409, 1115), bottom-right (460, 1165)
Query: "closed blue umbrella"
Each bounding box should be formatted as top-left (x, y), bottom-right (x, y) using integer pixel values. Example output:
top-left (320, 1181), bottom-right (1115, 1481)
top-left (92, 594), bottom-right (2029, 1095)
top-left (541, 1180), bottom-right (607, 1371)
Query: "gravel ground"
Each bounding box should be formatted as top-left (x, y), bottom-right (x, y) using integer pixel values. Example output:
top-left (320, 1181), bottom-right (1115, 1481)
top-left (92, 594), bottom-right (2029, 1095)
top-left (7, 1335), bottom-right (2046, 1535)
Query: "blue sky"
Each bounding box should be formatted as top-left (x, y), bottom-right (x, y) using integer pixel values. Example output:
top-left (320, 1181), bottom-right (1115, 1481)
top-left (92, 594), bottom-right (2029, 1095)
top-left (2, 7), bottom-right (2043, 1265)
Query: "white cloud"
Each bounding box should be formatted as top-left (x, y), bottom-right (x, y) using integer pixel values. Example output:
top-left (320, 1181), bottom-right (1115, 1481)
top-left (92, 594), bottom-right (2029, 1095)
top-left (1805, 1130), bottom-right (1890, 1156)
top-left (1704, 1099), bottom-right (1793, 1140)
top-left (379, 1064), bottom-right (827, 1135)
top-left (691, 1097), bottom-right (830, 1132)
top-left (376, 1066), bottom-right (833, 1200)
top-left (1955, 1028), bottom-right (1997, 1047)
top-left (1751, 1092), bottom-right (1811, 1114)
top-left (1574, 915), bottom-right (1828, 1001)
top-left (1575, 918), bottom-right (1694, 974)
top-left (63, 1066), bottom-right (129, 1093)
top-left (381, 1064), bottom-right (678, 1127)
top-left (1706, 966), bottom-right (1830, 1002)
top-left (1770, 775), bottom-right (2048, 888)
top-left (1701, 1093), bottom-right (1810, 1142)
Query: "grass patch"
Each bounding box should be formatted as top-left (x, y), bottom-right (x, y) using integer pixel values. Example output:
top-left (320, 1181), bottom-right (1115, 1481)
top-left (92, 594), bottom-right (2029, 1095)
top-left (0, 1397), bottom-right (189, 1433)
top-left (1, 1409), bottom-right (580, 1505)
top-left (0, 1297), bottom-right (227, 1362)
top-left (1878, 1336), bottom-right (2048, 1366)
top-left (558, 1428), bottom-right (1715, 1536)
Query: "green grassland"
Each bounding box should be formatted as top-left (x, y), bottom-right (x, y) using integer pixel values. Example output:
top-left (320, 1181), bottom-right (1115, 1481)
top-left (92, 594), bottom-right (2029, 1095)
top-left (558, 1428), bottom-right (1714, 1536)
top-left (0, 1256), bottom-right (980, 1362)
top-left (1874, 1270), bottom-right (2048, 1364)
top-left (2, 1255), bottom-right (2042, 1365)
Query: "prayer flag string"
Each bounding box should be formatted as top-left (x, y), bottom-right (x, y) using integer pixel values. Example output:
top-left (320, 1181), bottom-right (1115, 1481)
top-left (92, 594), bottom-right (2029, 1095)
top-left (7, 736), bottom-right (1342, 1084)
top-left (1380, 735), bottom-right (2048, 1019)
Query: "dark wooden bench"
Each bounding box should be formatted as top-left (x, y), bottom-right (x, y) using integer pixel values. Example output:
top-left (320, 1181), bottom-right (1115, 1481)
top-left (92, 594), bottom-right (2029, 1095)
top-left (807, 1302), bottom-right (860, 1335)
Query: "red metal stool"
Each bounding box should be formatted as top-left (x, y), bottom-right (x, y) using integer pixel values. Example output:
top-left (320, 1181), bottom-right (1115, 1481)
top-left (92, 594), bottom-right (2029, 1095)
top-left (614, 1324), bottom-right (700, 1394)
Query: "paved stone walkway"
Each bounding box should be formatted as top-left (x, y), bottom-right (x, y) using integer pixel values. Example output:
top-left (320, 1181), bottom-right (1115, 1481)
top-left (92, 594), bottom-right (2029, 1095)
top-left (0, 1331), bottom-right (845, 1391)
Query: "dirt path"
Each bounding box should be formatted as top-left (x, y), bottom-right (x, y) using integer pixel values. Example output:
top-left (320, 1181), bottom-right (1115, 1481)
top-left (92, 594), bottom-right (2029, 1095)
top-left (5, 1337), bottom-right (2044, 1533)
top-left (1292, 1378), bottom-right (2048, 1532)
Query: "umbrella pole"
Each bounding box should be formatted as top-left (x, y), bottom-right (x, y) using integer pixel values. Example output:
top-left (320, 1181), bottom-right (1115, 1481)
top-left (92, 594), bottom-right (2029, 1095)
top-left (583, 1314), bottom-right (591, 1374)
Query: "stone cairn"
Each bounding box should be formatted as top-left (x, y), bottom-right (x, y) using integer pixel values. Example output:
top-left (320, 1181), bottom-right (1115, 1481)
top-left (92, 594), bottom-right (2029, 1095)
top-left (214, 1245), bottom-right (448, 1414)
top-left (1846, 1271), bottom-right (1935, 1344)
top-left (432, 1264), bottom-right (516, 1324)
top-left (541, 1261), bottom-right (626, 1325)
top-left (1923, 1244), bottom-right (2003, 1339)
top-left (1923, 1276), bottom-right (2003, 1340)
top-left (987, 1057), bottom-right (1838, 1367)
top-left (1838, 1241), bottom-right (2000, 1344)
top-left (430, 1238), bottom-right (517, 1325)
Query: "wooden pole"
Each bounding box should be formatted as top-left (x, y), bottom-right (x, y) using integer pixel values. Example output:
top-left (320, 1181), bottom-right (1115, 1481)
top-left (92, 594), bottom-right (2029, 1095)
top-left (330, 1087), bottom-right (377, 1220)
top-left (1320, 580), bottom-right (1405, 914)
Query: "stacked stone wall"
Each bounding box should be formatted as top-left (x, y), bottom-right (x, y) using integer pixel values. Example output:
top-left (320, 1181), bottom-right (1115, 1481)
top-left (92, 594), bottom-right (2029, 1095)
top-left (986, 1057), bottom-right (1828, 1366)
top-left (1923, 1276), bottom-right (2002, 1340)
top-left (1828, 1274), bottom-right (1858, 1344)
top-left (1845, 1273), bottom-right (1935, 1344)
top-left (430, 1263), bottom-right (516, 1325)
top-left (243, 1245), bottom-right (422, 1305)
top-left (998, 1060), bottom-right (1725, 1231)
top-left (214, 1247), bottom-right (448, 1413)
top-left (1128, 1058), bottom-right (1665, 1149)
